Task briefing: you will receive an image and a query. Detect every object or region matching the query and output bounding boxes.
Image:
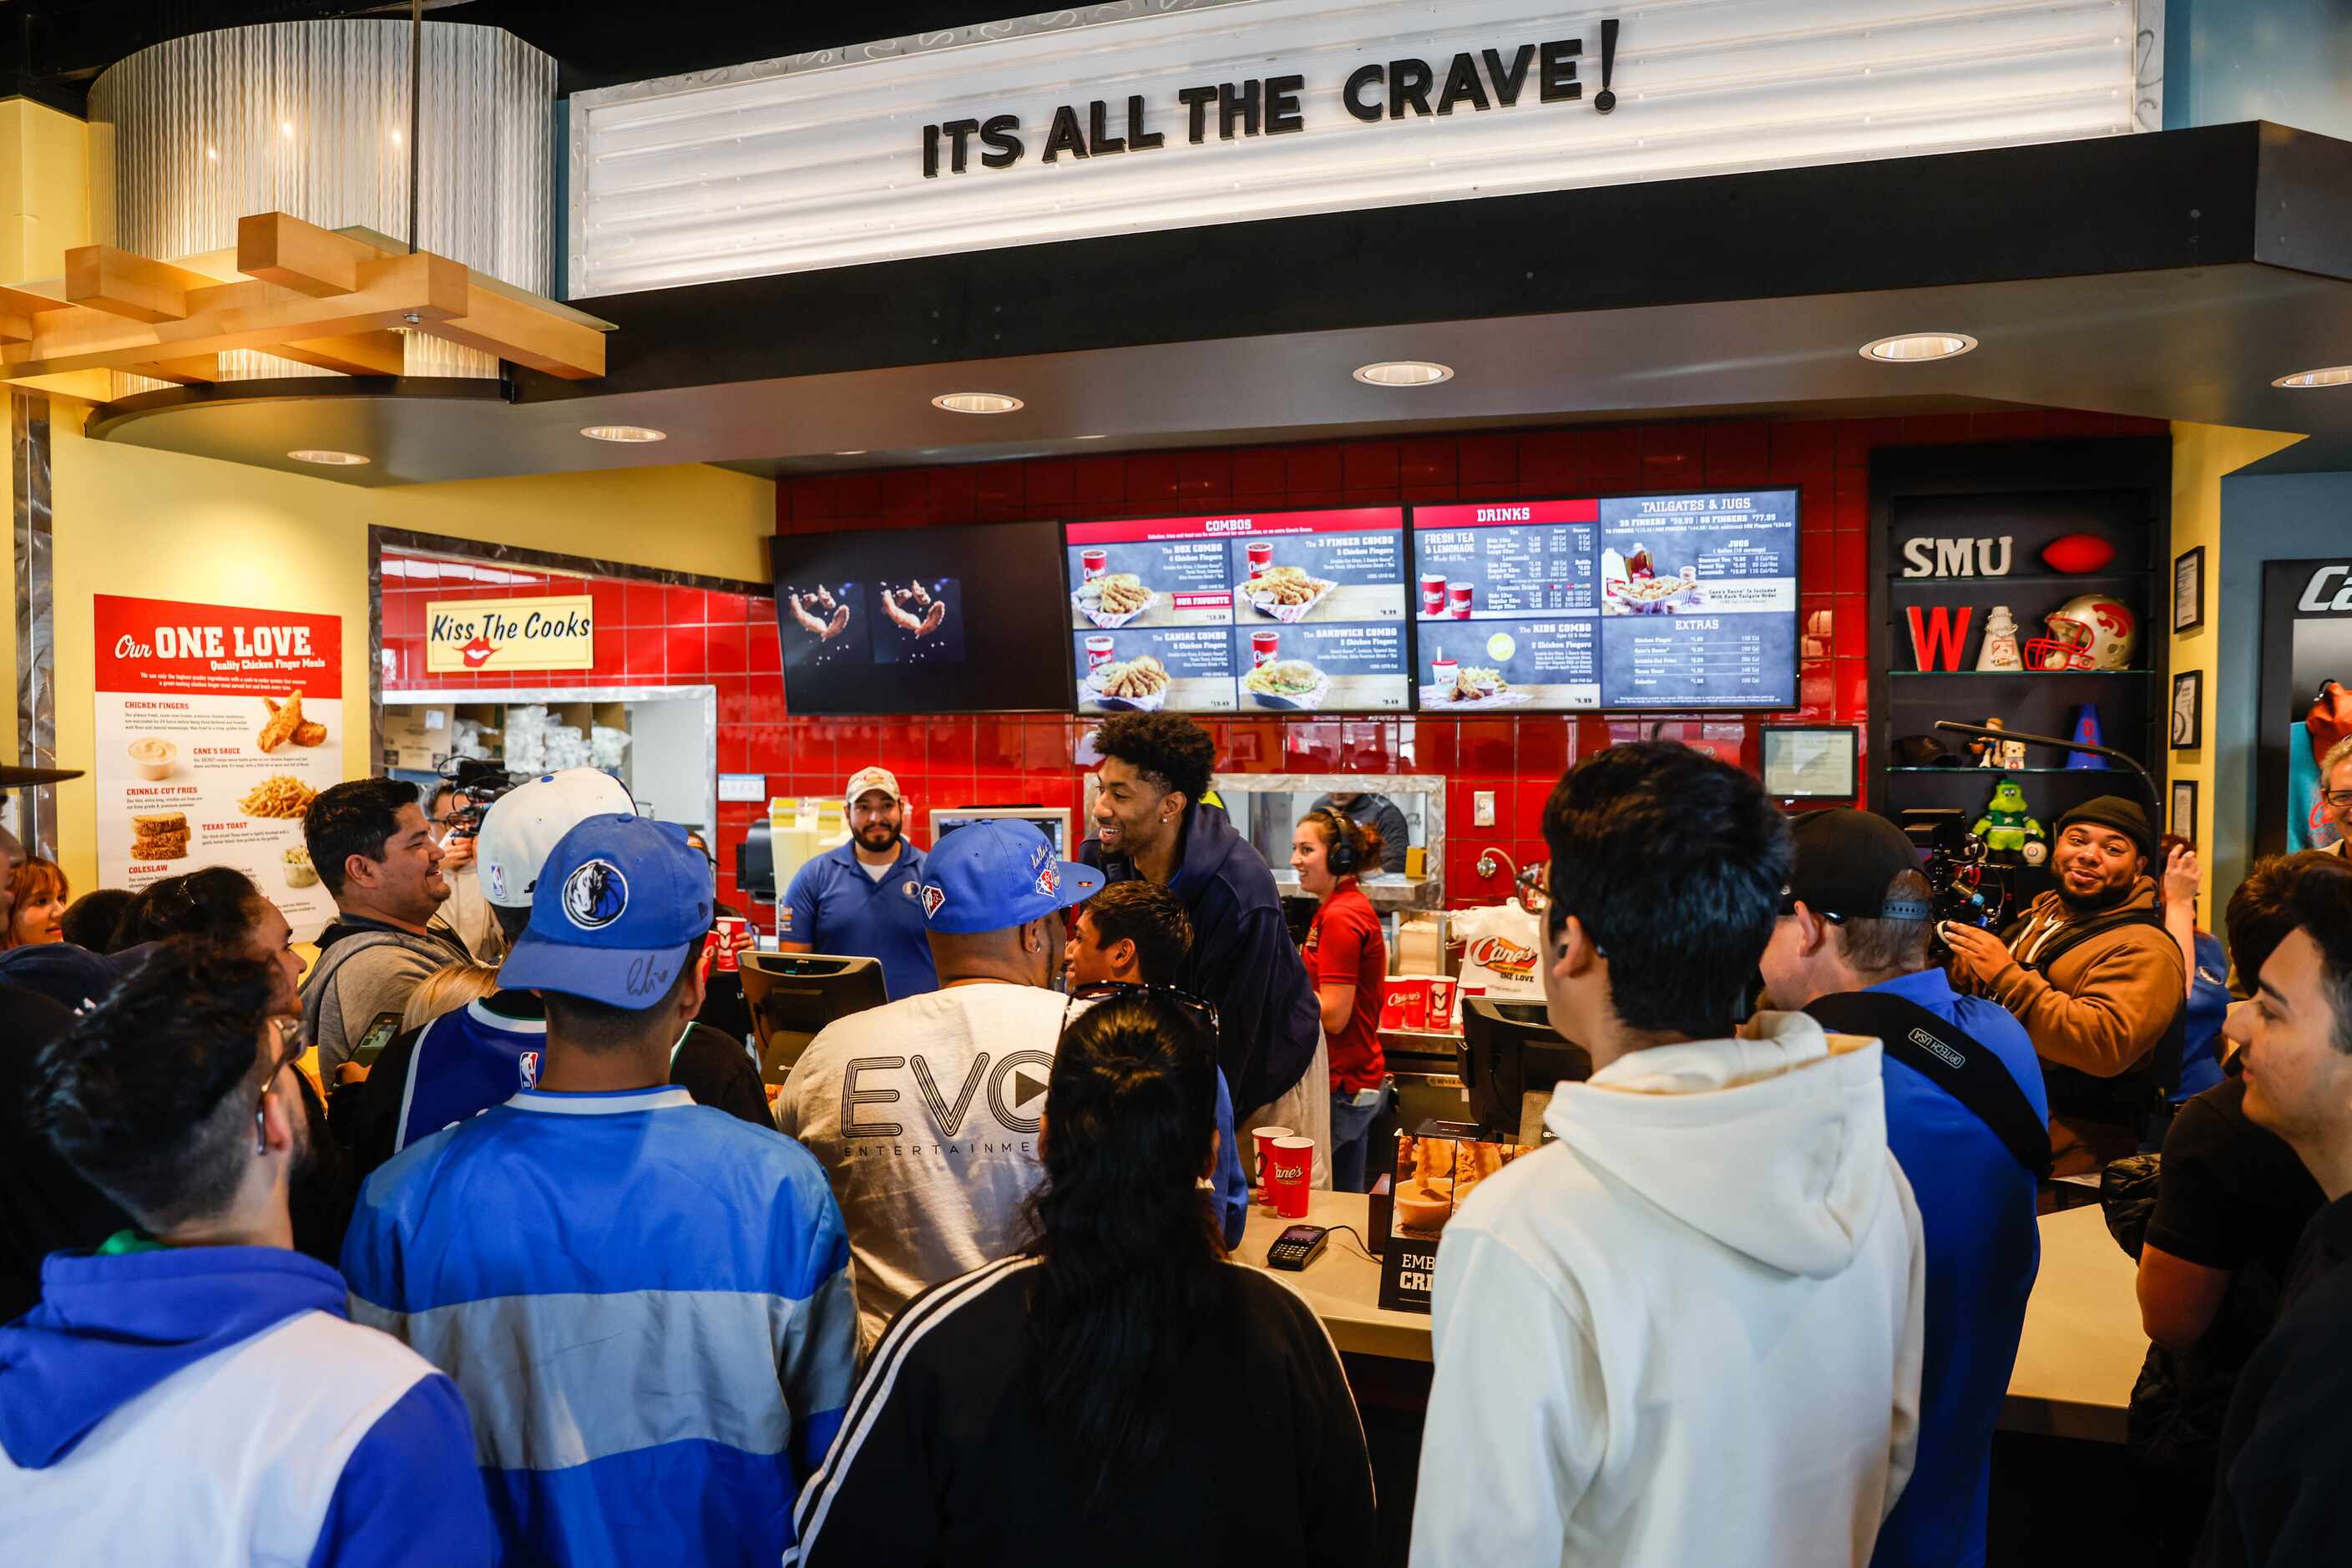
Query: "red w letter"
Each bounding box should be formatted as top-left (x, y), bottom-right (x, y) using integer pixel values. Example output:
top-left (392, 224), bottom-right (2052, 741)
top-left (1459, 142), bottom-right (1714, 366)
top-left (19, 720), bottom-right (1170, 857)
top-left (1904, 605), bottom-right (1975, 672)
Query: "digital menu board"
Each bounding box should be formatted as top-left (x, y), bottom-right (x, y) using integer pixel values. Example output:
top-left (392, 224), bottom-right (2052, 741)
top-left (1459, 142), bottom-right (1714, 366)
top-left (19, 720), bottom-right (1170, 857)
top-left (1410, 488), bottom-right (1798, 711)
top-left (1065, 508), bottom-right (1411, 714)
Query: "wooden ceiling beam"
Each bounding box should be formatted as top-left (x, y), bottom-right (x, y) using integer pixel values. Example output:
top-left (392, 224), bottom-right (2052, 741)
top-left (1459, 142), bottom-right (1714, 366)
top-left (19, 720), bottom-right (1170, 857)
top-left (237, 212), bottom-right (387, 299)
top-left (425, 281), bottom-right (606, 380)
top-left (137, 355), bottom-right (223, 385)
top-left (2, 251), bottom-right (468, 377)
top-left (65, 245), bottom-right (225, 323)
top-left (273, 331), bottom-right (407, 377)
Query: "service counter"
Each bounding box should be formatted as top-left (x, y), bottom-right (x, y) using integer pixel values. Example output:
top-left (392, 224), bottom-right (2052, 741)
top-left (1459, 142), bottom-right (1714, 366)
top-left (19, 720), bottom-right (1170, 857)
top-left (1237, 1193), bottom-right (2146, 1443)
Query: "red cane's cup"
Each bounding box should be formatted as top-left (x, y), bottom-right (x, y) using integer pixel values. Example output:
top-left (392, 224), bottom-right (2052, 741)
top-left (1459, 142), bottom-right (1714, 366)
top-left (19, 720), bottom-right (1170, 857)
top-left (1081, 548), bottom-right (1108, 582)
top-left (1427, 977), bottom-right (1459, 1032)
top-left (1251, 630), bottom-right (1281, 667)
top-left (713, 916), bottom-right (747, 974)
top-left (1270, 1136), bottom-right (1315, 1218)
top-left (1085, 635), bottom-right (1116, 670)
top-left (1252, 1124), bottom-right (1293, 1204)
top-left (1448, 582), bottom-right (1475, 620)
top-left (1247, 541), bottom-right (1275, 579)
top-left (1381, 978), bottom-right (1429, 1031)
top-left (1420, 573), bottom-right (1448, 615)
top-left (1431, 656), bottom-right (1458, 689)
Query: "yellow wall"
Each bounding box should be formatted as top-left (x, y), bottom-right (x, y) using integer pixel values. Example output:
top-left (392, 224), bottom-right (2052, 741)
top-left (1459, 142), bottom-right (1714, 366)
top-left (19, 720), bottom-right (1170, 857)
top-left (48, 412), bottom-right (774, 894)
top-left (0, 98), bottom-right (90, 279)
top-left (2168, 421), bottom-right (2304, 925)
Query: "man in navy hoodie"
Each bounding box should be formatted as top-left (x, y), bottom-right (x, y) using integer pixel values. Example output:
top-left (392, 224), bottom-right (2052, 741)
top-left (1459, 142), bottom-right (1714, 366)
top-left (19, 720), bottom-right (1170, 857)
top-left (1081, 712), bottom-right (1328, 1179)
top-left (0, 941), bottom-right (495, 1567)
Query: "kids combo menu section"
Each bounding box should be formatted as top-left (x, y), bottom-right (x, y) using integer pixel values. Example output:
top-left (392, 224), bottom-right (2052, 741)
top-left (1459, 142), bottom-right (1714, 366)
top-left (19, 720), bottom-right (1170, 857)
top-left (93, 594), bottom-right (343, 938)
top-left (1066, 508), bottom-right (1412, 713)
top-left (1411, 488), bottom-right (1799, 711)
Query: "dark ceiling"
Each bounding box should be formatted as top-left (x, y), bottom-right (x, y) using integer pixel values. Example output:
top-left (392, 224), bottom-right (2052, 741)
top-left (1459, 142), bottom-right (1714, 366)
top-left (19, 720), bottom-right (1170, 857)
top-left (0, 0), bottom-right (985, 110)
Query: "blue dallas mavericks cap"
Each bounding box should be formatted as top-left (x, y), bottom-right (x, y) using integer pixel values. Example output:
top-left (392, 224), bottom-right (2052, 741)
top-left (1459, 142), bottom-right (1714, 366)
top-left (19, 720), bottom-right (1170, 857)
top-left (500, 812), bottom-right (714, 1008)
top-left (918, 818), bottom-right (1102, 935)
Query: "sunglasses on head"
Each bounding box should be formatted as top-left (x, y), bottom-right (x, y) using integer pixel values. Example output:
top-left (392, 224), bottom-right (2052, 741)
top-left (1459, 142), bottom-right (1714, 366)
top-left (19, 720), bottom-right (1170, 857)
top-left (1065, 980), bottom-right (1221, 1036)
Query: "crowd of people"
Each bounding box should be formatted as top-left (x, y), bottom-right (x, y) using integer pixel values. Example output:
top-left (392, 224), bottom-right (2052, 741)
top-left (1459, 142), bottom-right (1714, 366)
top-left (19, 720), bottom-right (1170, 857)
top-left (0, 723), bottom-right (2345, 1565)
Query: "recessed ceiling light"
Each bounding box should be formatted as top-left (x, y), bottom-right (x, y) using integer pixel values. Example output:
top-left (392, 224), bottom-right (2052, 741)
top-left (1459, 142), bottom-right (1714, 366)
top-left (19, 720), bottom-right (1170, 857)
top-left (931, 392), bottom-right (1024, 414)
top-left (1072, 433), bottom-right (1109, 440)
top-left (579, 424), bottom-right (666, 443)
top-left (286, 448), bottom-right (368, 466)
top-left (1353, 360), bottom-right (1454, 387)
top-left (832, 449), bottom-right (867, 456)
top-left (2273, 365), bottom-right (2352, 389)
top-left (1860, 332), bottom-right (1978, 362)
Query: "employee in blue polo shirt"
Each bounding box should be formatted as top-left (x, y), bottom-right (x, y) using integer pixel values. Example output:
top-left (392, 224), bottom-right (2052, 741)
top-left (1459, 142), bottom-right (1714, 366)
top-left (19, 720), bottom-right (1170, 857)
top-left (1761, 807), bottom-right (2047, 1568)
top-left (780, 766), bottom-right (938, 999)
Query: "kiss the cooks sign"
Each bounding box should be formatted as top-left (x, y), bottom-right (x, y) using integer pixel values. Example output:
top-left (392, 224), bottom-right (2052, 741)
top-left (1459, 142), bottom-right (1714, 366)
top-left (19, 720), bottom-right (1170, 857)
top-left (426, 595), bottom-right (594, 673)
top-left (569, 0), bottom-right (2152, 295)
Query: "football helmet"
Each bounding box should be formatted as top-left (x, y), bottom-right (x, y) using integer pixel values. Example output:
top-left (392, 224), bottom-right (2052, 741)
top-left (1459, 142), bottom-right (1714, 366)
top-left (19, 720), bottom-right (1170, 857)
top-left (2023, 594), bottom-right (2137, 673)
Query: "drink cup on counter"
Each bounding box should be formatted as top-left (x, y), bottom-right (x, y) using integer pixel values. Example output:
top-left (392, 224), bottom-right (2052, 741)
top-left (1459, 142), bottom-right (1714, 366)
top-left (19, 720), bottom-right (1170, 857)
top-left (1269, 1136), bottom-right (1315, 1218)
top-left (1252, 1124), bottom-right (1293, 1203)
top-left (1246, 541), bottom-right (1275, 579)
top-left (1448, 582), bottom-right (1475, 620)
top-left (1251, 630), bottom-right (1281, 667)
top-left (712, 916), bottom-right (747, 973)
top-left (1081, 548), bottom-right (1108, 581)
top-left (1419, 573), bottom-right (1449, 615)
top-left (1430, 655), bottom-right (1458, 689)
top-left (1085, 635), bottom-right (1116, 670)
top-left (1381, 979), bottom-right (1430, 1031)
top-left (1427, 977), bottom-right (1459, 1032)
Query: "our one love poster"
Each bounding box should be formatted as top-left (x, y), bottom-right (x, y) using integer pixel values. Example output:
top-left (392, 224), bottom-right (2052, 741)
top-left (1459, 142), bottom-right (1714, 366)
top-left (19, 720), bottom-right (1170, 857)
top-left (94, 595), bottom-right (343, 938)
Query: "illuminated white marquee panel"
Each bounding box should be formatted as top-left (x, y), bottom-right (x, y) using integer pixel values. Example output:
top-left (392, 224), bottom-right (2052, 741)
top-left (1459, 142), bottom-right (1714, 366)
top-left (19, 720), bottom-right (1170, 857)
top-left (569, 0), bottom-right (2162, 298)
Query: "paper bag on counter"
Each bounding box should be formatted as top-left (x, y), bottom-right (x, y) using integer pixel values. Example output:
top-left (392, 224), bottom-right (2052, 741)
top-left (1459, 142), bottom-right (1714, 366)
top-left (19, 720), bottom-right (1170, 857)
top-left (1452, 902), bottom-right (1544, 999)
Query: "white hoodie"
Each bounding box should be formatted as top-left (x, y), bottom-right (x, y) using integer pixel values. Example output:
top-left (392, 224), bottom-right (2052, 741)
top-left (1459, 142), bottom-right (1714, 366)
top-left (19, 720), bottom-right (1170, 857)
top-left (1410, 1011), bottom-right (1925, 1568)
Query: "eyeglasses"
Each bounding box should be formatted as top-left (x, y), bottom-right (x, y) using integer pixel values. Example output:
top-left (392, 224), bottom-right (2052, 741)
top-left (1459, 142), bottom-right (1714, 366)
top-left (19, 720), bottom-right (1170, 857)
top-left (1065, 980), bottom-right (1222, 1036)
top-left (2326, 790), bottom-right (2352, 810)
top-left (255, 1015), bottom-right (303, 1156)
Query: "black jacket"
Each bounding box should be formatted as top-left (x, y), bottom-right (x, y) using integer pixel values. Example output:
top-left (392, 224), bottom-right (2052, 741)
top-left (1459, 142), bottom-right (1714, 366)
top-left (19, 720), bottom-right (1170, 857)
top-left (792, 1257), bottom-right (1375, 1566)
top-left (1082, 803), bottom-right (1322, 1113)
top-left (2199, 1193), bottom-right (2352, 1565)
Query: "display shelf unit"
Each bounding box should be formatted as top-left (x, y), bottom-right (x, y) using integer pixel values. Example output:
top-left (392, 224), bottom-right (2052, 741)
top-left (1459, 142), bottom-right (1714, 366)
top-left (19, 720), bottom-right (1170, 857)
top-left (1869, 440), bottom-right (2171, 911)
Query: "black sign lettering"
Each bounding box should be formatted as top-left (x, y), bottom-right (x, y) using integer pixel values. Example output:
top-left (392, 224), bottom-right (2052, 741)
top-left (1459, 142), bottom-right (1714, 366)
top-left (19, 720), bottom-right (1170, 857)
top-left (1042, 104), bottom-right (1089, 162)
top-left (942, 117), bottom-right (981, 174)
top-left (979, 114), bottom-right (1024, 168)
top-left (923, 123), bottom-right (941, 179)
top-left (1539, 38), bottom-right (1584, 104)
top-left (1484, 44), bottom-right (1535, 107)
top-left (1265, 74), bottom-right (1305, 135)
top-left (1088, 99), bottom-right (1127, 156)
top-left (1125, 94), bottom-right (1166, 152)
top-left (1176, 83), bottom-right (1217, 144)
top-left (1217, 79), bottom-right (1262, 140)
top-left (1436, 52), bottom-right (1490, 114)
top-left (1388, 58), bottom-right (1434, 119)
top-left (1342, 63), bottom-right (1384, 123)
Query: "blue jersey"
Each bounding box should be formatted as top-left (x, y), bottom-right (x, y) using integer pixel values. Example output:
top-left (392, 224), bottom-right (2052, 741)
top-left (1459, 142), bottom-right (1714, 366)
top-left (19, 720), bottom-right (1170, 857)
top-left (781, 841), bottom-right (938, 1000)
top-left (393, 999), bottom-right (549, 1154)
top-left (2173, 929), bottom-right (2231, 1102)
top-left (344, 1086), bottom-right (860, 1568)
top-left (1863, 969), bottom-right (2047, 1568)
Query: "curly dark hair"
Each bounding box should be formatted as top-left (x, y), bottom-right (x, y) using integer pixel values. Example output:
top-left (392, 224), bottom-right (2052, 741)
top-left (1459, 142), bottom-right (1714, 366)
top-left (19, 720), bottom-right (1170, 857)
top-left (1090, 713), bottom-right (1215, 804)
top-left (2227, 851), bottom-right (2352, 994)
top-left (114, 865), bottom-right (269, 950)
top-left (1543, 741), bottom-right (1791, 1039)
top-left (29, 940), bottom-right (283, 1228)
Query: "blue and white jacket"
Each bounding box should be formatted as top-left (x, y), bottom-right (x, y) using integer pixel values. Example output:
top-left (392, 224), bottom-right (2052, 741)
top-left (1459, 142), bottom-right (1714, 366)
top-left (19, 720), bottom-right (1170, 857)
top-left (343, 1084), bottom-right (859, 1567)
top-left (0, 1243), bottom-right (494, 1567)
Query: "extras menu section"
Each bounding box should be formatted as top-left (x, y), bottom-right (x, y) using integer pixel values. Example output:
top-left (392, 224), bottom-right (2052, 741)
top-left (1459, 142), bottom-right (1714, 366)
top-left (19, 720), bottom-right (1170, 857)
top-left (1409, 490), bottom-right (1798, 712)
top-left (1065, 508), bottom-right (1410, 713)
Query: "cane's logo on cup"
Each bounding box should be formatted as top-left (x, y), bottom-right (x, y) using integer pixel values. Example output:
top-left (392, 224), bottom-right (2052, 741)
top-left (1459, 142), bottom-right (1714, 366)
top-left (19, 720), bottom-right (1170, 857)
top-left (1467, 935), bottom-right (1539, 980)
top-left (1081, 548), bottom-right (1108, 582)
top-left (1448, 582), bottom-right (1475, 620)
top-left (1420, 573), bottom-right (1448, 615)
top-left (1085, 635), bottom-right (1115, 670)
top-left (1251, 630), bottom-right (1280, 668)
top-left (1431, 656), bottom-right (1458, 688)
top-left (1246, 541), bottom-right (1275, 579)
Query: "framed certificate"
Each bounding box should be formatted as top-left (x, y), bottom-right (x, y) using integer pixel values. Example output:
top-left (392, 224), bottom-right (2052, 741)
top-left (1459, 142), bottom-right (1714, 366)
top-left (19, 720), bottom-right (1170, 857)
top-left (1761, 725), bottom-right (1858, 799)
top-left (2173, 546), bottom-right (2207, 633)
top-left (2171, 669), bottom-right (2204, 751)
top-left (2171, 777), bottom-right (2198, 837)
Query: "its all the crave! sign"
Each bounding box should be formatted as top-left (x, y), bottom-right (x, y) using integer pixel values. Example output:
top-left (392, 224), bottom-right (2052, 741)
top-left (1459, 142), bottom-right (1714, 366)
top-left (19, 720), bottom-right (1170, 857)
top-left (427, 595), bottom-right (594, 673)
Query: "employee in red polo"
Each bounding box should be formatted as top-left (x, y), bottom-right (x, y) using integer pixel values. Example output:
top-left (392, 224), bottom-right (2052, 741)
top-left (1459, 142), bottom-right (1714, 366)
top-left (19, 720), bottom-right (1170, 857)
top-left (1292, 806), bottom-right (1389, 1191)
top-left (780, 767), bottom-right (938, 999)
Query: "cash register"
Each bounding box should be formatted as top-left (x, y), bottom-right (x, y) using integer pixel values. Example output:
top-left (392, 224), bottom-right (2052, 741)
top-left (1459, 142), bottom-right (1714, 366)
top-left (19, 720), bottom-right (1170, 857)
top-left (1456, 995), bottom-right (1591, 1145)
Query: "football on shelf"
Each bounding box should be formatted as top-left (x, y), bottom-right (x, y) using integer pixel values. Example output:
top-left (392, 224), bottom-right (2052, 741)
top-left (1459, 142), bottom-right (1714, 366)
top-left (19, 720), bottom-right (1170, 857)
top-left (2041, 534), bottom-right (2117, 574)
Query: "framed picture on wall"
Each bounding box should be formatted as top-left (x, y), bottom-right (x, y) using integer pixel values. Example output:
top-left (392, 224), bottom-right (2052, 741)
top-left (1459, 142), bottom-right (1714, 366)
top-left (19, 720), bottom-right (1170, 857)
top-left (2174, 546), bottom-right (2207, 633)
top-left (2171, 669), bottom-right (2204, 750)
top-left (2172, 777), bottom-right (2198, 837)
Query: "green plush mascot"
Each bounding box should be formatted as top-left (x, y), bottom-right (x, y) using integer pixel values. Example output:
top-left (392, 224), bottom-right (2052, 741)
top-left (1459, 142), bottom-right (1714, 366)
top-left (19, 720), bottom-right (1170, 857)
top-left (1971, 775), bottom-right (2048, 867)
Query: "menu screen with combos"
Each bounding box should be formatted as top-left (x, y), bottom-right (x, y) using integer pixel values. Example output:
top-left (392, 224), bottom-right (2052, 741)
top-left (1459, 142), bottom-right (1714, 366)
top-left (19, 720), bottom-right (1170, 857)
top-left (1409, 489), bottom-right (1798, 711)
top-left (1065, 508), bottom-right (1411, 713)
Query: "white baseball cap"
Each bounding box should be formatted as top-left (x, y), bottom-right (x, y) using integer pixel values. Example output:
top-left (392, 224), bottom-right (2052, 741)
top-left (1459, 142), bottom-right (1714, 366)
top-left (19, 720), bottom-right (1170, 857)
top-left (845, 766), bottom-right (903, 806)
top-left (477, 769), bottom-right (638, 908)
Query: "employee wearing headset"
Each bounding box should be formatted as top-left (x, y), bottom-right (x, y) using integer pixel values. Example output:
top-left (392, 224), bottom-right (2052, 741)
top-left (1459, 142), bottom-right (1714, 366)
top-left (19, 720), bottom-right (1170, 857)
top-left (1292, 807), bottom-right (1390, 1191)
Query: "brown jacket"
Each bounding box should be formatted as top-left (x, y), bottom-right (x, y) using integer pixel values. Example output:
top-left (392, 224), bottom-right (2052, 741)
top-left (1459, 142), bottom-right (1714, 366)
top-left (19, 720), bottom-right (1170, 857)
top-left (1972, 877), bottom-right (2184, 1077)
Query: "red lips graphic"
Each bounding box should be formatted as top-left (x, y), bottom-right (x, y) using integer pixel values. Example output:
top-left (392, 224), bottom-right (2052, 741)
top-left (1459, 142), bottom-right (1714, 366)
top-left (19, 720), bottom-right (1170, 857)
top-left (461, 635), bottom-right (498, 669)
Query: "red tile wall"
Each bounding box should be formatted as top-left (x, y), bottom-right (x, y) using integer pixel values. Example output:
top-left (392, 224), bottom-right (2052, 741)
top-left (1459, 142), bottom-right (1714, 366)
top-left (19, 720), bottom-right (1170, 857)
top-left (772, 410), bottom-right (2164, 906)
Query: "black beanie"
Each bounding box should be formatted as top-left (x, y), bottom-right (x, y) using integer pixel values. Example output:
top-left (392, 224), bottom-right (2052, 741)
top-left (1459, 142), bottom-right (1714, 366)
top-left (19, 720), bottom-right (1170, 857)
top-left (2055, 795), bottom-right (2156, 864)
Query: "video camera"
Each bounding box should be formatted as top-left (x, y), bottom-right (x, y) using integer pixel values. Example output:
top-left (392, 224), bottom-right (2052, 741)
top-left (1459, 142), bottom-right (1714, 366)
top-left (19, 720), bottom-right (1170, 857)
top-left (431, 757), bottom-right (522, 839)
top-left (1898, 807), bottom-right (2011, 958)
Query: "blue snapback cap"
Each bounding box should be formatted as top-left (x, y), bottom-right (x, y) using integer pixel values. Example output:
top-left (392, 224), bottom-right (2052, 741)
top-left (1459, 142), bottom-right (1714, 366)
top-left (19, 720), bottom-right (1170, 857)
top-left (917, 818), bottom-right (1102, 935)
top-left (500, 813), bottom-right (714, 1008)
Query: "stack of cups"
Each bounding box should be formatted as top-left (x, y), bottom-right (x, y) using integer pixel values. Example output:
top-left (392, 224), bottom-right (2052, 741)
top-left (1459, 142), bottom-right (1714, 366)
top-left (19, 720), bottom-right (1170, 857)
top-left (1252, 1125), bottom-right (1292, 1207)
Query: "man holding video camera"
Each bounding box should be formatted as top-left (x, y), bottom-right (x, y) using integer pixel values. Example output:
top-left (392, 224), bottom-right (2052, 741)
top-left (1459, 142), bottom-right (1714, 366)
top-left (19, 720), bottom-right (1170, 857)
top-left (1942, 795), bottom-right (2185, 1173)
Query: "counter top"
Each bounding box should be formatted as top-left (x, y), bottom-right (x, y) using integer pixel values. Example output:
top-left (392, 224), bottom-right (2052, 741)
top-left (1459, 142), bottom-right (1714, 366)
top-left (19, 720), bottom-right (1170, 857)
top-left (1238, 1194), bottom-right (2146, 1443)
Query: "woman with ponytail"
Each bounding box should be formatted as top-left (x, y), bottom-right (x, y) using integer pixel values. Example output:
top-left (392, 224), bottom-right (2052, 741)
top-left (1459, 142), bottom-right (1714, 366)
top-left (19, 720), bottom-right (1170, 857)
top-left (791, 992), bottom-right (1375, 1565)
top-left (1293, 807), bottom-right (1391, 1191)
